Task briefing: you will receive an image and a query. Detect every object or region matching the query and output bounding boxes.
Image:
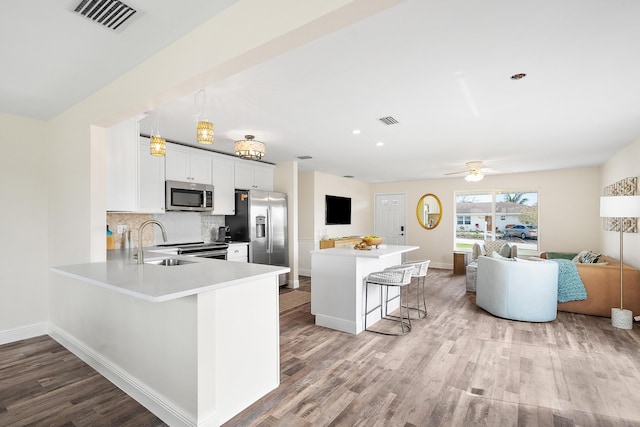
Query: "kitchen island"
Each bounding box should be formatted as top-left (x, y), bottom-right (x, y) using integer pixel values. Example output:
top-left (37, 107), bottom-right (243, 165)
top-left (310, 244), bottom-right (419, 334)
top-left (51, 249), bottom-right (289, 427)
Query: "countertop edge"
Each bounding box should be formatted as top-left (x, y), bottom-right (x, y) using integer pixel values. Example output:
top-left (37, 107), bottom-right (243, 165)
top-left (51, 261), bottom-right (290, 303)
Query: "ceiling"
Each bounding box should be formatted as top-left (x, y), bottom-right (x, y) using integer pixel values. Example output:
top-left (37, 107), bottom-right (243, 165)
top-left (4, 0), bottom-right (640, 183)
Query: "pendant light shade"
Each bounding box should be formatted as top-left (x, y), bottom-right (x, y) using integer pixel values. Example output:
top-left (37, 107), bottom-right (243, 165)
top-left (195, 89), bottom-right (214, 145)
top-left (150, 109), bottom-right (166, 156)
top-left (235, 135), bottom-right (265, 160)
top-left (150, 135), bottom-right (166, 156)
top-left (197, 120), bottom-right (214, 144)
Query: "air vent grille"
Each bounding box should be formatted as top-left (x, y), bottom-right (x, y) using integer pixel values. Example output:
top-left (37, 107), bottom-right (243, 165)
top-left (74, 0), bottom-right (137, 31)
top-left (297, 156), bottom-right (313, 160)
top-left (378, 116), bottom-right (399, 125)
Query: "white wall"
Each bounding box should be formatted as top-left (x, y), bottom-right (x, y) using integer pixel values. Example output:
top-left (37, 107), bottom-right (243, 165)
top-left (274, 161), bottom-right (299, 288)
top-left (298, 172), bottom-right (315, 240)
top-left (601, 138), bottom-right (640, 269)
top-left (371, 167), bottom-right (601, 268)
top-left (297, 171), bottom-right (373, 275)
top-left (0, 113), bottom-right (48, 341)
top-left (313, 171), bottom-right (373, 239)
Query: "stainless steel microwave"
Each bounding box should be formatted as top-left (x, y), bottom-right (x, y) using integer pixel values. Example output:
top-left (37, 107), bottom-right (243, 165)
top-left (165, 180), bottom-right (214, 212)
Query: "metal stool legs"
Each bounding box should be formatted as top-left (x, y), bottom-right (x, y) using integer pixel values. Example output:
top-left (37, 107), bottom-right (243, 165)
top-left (400, 260), bottom-right (430, 319)
top-left (364, 266), bottom-right (413, 335)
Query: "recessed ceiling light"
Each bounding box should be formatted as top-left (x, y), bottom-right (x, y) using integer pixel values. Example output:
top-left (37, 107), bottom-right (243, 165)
top-left (510, 73), bottom-right (527, 80)
top-left (352, 129), bottom-right (361, 135)
top-left (376, 142), bottom-right (384, 147)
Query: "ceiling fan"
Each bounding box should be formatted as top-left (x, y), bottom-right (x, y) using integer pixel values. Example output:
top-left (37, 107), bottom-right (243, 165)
top-left (444, 161), bottom-right (488, 182)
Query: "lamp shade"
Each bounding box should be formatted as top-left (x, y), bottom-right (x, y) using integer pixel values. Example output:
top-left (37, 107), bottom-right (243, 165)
top-left (600, 195), bottom-right (640, 218)
top-left (197, 120), bottom-right (214, 144)
top-left (234, 135), bottom-right (265, 160)
top-left (150, 135), bottom-right (166, 157)
top-left (465, 171), bottom-right (484, 182)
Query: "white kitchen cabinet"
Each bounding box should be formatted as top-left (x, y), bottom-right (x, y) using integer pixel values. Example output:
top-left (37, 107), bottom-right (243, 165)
top-left (234, 160), bottom-right (274, 191)
top-left (138, 138), bottom-right (166, 212)
top-left (211, 154), bottom-right (235, 215)
top-left (227, 243), bottom-right (248, 262)
top-left (166, 143), bottom-right (213, 184)
top-left (106, 118), bottom-right (165, 213)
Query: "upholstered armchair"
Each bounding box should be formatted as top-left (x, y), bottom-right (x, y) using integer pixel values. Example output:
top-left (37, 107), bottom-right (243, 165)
top-left (475, 256), bottom-right (559, 322)
top-left (465, 240), bottom-right (517, 291)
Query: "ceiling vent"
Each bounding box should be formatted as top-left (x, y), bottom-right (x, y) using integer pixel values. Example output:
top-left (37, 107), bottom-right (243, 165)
top-left (378, 116), bottom-right (399, 125)
top-left (297, 156), bottom-right (313, 160)
top-left (74, 0), bottom-right (137, 31)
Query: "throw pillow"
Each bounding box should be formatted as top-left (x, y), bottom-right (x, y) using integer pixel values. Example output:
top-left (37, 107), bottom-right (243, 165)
top-left (484, 240), bottom-right (504, 257)
top-left (572, 250), bottom-right (600, 264)
top-left (498, 243), bottom-right (512, 258)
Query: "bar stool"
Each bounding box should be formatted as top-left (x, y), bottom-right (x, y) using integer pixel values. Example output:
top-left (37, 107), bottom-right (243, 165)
top-left (402, 260), bottom-right (430, 319)
top-left (364, 265), bottom-right (414, 335)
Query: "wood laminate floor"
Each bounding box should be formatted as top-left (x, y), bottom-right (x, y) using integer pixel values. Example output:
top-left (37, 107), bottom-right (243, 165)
top-left (2, 270), bottom-right (640, 426)
top-left (229, 270), bottom-right (640, 426)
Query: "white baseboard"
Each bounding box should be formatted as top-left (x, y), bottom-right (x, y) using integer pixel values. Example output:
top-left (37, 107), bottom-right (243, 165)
top-left (299, 269), bottom-right (311, 276)
top-left (430, 262), bottom-right (451, 270)
top-left (0, 322), bottom-right (48, 345)
top-left (48, 325), bottom-right (210, 427)
top-left (286, 278), bottom-right (300, 289)
top-left (315, 314), bottom-right (357, 334)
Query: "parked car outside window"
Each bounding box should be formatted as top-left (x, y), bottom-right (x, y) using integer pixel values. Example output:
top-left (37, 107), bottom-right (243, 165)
top-left (504, 224), bottom-right (537, 239)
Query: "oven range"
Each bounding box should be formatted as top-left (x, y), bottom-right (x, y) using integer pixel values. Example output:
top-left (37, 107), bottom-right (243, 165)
top-left (158, 242), bottom-right (229, 260)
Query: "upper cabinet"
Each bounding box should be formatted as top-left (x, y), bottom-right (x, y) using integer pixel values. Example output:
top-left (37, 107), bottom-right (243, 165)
top-left (107, 124), bottom-right (275, 214)
top-left (234, 160), bottom-right (274, 191)
top-left (165, 143), bottom-right (213, 185)
top-left (106, 119), bottom-right (165, 213)
top-left (138, 138), bottom-right (166, 212)
top-left (211, 154), bottom-right (235, 215)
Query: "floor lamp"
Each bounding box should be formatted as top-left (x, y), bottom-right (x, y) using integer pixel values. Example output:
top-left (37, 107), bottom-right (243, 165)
top-left (600, 195), bottom-right (640, 329)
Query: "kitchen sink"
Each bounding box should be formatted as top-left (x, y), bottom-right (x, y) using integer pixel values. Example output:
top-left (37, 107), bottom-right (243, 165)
top-left (144, 258), bottom-right (196, 266)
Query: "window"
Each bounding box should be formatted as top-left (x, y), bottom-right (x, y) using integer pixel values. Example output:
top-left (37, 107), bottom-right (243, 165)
top-left (455, 189), bottom-right (539, 254)
top-left (457, 215), bottom-right (471, 225)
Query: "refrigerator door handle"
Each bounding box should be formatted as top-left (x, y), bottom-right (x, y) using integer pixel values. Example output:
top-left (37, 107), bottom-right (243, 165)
top-left (268, 205), bottom-right (274, 253)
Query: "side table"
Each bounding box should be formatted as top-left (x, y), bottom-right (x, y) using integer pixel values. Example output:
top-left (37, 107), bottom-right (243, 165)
top-left (453, 251), bottom-right (468, 275)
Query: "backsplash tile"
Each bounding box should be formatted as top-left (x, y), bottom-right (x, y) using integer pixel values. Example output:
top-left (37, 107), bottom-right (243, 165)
top-left (107, 212), bottom-right (228, 249)
top-left (201, 215), bottom-right (227, 243)
top-left (106, 213), bottom-right (153, 249)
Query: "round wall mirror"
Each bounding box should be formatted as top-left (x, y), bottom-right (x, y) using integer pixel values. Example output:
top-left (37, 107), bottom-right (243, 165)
top-left (416, 193), bottom-right (442, 229)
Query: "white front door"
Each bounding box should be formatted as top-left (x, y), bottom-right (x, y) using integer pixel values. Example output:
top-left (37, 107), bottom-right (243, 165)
top-left (374, 193), bottom-right (406, 245)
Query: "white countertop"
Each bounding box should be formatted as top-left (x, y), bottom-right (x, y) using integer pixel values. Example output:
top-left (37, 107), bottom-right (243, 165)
top-left (51, 249), bottom-right (289, 303)
top-left (310, 244), bottom-right (419, 258)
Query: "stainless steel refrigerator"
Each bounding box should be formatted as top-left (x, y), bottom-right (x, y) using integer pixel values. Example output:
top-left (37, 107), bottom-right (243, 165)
top-left (226, 189), bottom-right (289, 285)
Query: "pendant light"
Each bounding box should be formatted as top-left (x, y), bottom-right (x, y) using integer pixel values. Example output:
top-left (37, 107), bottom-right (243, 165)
top-left (195, 89), bottom-right (214, 144)
top-left (234, 135), bottom-right (265, 160)
top-left (150, 109), bottom-right (166, 156)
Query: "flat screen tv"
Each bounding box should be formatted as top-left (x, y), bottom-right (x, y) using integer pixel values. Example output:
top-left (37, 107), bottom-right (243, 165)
top-left (325, 195), bottom-right (351, 225)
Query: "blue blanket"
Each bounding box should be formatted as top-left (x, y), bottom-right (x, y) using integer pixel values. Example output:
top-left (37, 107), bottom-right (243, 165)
top-left (550, 259), bottom-right (588, 303)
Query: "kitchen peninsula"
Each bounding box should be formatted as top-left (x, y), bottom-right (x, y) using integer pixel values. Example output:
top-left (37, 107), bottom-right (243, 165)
top-left (310, 244), bottom-right (419, 334)
top-left (51, 249), bottom-right (289, 427)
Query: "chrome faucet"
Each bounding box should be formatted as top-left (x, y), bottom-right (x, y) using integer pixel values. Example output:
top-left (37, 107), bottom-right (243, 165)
top-left (137, 220), bottom-right (168, 264)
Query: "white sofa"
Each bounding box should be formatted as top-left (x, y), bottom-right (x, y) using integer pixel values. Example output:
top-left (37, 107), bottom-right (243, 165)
top-left (476, 256), bottom-right (559, 322)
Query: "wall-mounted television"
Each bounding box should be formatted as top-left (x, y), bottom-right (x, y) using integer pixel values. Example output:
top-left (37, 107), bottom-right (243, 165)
top-left (325, 195), bottom-right (351, 225)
